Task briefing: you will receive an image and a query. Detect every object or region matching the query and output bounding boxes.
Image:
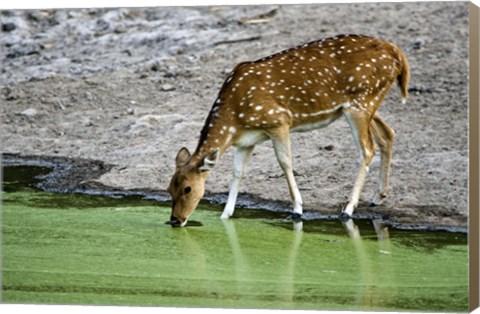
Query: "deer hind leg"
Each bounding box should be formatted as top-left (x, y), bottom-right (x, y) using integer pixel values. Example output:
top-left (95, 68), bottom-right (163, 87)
top-left (370, 113), bottom-right (395, 206)
top-left (221, 146), bottom-right (255, 219)
top-left (269, 126), bottom-right (303, 219)
top-left (342, 110), bottom-right (376, 217)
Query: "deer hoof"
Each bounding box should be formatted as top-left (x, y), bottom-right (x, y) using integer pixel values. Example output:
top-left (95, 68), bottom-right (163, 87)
top-left (370, 193), bottom-right (387, 206)
top-left (338, 211), bottom-right (351, 221)
top-left (220, 212), bottom-right (232, 219)
top-left (290, 213), bottom-right (302, 220)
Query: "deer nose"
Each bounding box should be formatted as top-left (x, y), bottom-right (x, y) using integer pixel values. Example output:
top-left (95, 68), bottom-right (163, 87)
top-left (170, 215), bottom-right (182, 227)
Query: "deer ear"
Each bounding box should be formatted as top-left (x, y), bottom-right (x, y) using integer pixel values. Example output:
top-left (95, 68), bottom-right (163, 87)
top-left (175, 147), bottom-right (191, 167)
top-left (198, 149), bottom-right (220, 172)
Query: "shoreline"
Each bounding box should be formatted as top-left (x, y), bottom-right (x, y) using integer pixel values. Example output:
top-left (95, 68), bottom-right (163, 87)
top-left (2, 153), bottom-right (468, 233)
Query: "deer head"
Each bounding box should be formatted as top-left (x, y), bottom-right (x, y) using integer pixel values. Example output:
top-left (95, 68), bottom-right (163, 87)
top-left (167, 147), bottom-right (220, 227)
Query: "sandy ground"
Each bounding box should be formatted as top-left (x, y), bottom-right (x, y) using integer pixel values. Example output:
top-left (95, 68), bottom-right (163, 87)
top-left (0, 2), bottom-right (469, 229)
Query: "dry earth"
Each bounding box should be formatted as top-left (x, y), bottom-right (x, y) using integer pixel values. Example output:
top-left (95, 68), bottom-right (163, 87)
top-left (1, 2), bottom-right (469, 229)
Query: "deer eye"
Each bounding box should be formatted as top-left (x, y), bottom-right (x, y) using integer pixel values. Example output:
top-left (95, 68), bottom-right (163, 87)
top-left (184, 186), bottom-right (192, 194)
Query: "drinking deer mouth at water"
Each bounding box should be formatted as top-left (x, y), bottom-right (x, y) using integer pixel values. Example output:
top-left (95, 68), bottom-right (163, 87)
top-left (167, 34), bottom-right (410, 227)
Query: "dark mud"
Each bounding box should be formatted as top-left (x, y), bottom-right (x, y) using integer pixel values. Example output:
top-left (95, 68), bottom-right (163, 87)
top-left (2, 153), bottom-right (114, 194)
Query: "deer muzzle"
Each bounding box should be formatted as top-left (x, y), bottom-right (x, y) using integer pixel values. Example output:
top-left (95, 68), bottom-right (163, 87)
top-left (169, 215), bottom-right (187, 227)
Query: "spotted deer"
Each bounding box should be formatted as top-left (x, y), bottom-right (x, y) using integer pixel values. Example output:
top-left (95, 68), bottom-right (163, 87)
top-left (167, 34), bottom-right (410, 227)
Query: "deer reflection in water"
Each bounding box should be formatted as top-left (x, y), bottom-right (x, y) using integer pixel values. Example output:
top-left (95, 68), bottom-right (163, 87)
top-left (342, 218), bottom-right (395, 308)
top-left (222, 219), bottom-right (304, 303)
top-left (171, 217), bottom-right (393, 307)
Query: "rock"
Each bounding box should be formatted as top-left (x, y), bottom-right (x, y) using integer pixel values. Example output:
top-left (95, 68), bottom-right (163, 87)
top-left (1, 86), bottom-right (18, 101)
top-left (2, 22), bottom-right (16, 32)
top-left (160, 84), bottom-right (175, 92)
top-left (27, 10), bottom-right (59, 26)
top-left (150, 62), bottom-right (161, 72)
top-left (126, 108), bottom-right (136, 115)
top-left (54, 99), bottom-right (66, 110)
top-left (6, 42), bottom-right (42, 59)
top-left (20, 108), bottom-right (38, 118)
top-left (413, 38), bottom-right (425, 49)
top-left (164, 66), bottom-right (179, 78)
top-left (1, 10), bottom-right (14, 17)
top-left (408, 84), bottom-right (434, 94)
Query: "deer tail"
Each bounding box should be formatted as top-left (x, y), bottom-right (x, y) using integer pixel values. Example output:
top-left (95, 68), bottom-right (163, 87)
top-left (397, 49), bottom-right (410, 104)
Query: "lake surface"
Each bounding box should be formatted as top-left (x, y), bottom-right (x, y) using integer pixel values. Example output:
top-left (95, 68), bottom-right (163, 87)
top-left (1, 165), bottom-right (468, 311)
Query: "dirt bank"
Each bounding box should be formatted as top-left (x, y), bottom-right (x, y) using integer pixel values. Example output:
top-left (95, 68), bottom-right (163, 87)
top-left (1, 2), bottom-right (469, 229)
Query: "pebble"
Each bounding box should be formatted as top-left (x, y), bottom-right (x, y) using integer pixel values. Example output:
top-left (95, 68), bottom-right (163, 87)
top-left (20, 108), bottom-right (38, 118)
top-left (160, 84), bottom-right (175, 92)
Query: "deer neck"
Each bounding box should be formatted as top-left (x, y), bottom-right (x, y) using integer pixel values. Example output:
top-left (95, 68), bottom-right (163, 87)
top-left (192, 98), bottom-right (237, 162)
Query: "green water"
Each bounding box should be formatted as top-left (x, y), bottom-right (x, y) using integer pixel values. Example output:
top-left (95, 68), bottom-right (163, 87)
top-left (1, 166), bottom-right (468, 311)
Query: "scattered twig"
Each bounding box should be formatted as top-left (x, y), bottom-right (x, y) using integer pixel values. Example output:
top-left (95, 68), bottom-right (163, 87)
top-left (214, 35), bottom-right (262, 46)
top-left (239, 8), bottom-right (278, 25)
top-left (240, 18), bottom-right (272, 25)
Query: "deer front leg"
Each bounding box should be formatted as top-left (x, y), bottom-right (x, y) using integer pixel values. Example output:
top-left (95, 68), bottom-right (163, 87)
top-left (269, 127), bottom-right (303, 219)
top-left (342, 110), bottom-right (375, 217)
top-left (221, 146), bottom-right (254, 219)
